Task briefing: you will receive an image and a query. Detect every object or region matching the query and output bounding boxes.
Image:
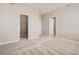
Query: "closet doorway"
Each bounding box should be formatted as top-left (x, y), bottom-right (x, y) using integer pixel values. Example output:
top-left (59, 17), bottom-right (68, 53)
top-left (20, 14), bottom-right (28, 39)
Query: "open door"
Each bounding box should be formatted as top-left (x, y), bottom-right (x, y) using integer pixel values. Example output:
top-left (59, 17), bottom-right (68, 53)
top-left (20, 14), bottom-right (28, 39)
top-left (49, 17), bottom-right (56, 37)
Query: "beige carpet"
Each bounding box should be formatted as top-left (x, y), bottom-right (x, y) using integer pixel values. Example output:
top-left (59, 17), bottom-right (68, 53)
top-left (0, 37), bottom-right (79, 55)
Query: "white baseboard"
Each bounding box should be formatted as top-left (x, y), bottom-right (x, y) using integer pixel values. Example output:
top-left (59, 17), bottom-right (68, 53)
top-left (0, 40), bottom-right (19, 45)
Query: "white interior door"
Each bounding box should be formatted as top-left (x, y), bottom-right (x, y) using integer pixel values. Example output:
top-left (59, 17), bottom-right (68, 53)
top-left (49, 18), bottom-right (54, 37)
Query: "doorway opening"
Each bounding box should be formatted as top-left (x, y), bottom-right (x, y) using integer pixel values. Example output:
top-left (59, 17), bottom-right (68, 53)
top-left (20, 14), bottom-right (28, 39)
top-left (49, 17), bottom-right (56, 37)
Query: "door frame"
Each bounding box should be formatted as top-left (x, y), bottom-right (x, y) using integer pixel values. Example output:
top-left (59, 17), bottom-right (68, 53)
top-left (49, 17), bottom-right (56, 37)
top-left (18, 12), bottom-right (30, 40)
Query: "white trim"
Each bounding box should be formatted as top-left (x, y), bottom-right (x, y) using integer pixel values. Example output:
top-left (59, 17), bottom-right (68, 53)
top-left (0, 40), bottom-right (19, 45)
top-left (18, 12), bottom-right (30, 40)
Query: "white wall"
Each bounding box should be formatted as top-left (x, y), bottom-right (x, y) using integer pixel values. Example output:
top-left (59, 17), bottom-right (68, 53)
top-left (42, 4), bottom-right (79, 41)
top-left (41, 15), bottom-right (49, 36)
top-left (0, 4), bottom-right (18, 44)
top-left (29, 10), bottom-right (41, 39)
top-left (0, 4), bottom-right (41, 45)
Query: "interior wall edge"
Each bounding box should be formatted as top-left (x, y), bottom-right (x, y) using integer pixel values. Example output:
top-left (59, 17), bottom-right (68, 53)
top-left (0, 40), bottom-right (19, 46)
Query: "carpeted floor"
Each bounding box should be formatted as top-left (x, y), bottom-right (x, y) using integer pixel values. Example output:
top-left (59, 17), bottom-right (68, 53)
top-left (0, 36), bottom-right (79, 55)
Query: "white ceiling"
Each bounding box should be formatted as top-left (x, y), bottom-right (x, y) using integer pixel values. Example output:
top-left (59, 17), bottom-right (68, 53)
top-left (15, 3), bottom-right (68, 15)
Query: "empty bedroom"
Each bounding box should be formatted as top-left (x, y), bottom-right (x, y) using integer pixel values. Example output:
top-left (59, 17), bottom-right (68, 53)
top-left (0, 3), bottom-right (79, 55)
